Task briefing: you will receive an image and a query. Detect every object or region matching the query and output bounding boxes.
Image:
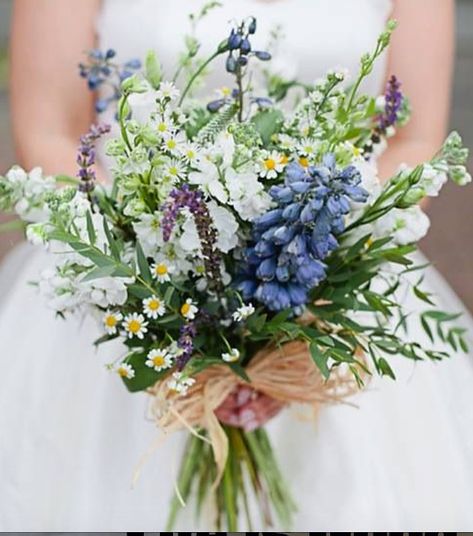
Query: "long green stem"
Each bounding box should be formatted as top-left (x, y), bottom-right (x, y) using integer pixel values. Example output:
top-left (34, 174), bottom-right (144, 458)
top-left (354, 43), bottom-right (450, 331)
top-left (178, 50), bottom-right (222, 106)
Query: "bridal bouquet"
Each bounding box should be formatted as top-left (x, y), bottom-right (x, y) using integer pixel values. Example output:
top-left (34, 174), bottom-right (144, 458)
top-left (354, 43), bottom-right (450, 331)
top-left (1, 8), bottom-right (471, 530)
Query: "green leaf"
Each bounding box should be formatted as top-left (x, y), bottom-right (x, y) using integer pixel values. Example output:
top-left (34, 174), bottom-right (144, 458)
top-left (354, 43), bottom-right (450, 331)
top-left (85, 210), bottom-right (97, 245)
top-left (121, 351), bottom-right (166, 392)
top-left (413, 285), bottom-right (435, 306)
top-left (145, 50), bottom-right (162, 89)
top-left (377, 357), bottom-right (396, 379)
top-left (81, 265), bottom-right (117, 282)
top-left (136, 240), bottom-right (152, 283)
top-left (103, 218), bottom-right (121, 261)
top-left (310, 342), bottom-right (330, 379)
top-left (229, 363), bottom-right (251, 383)
top-left (251, 109), bottom-right (284, 146)
top-left (68, 241), bottom-right (117, 268)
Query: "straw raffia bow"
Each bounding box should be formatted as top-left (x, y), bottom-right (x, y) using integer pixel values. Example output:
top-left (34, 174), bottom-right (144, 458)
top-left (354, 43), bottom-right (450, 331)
top-left (147, 340), bottom-right (364, 486)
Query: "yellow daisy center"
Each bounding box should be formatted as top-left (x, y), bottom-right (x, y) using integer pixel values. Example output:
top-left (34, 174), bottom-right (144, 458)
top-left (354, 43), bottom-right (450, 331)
top-left (157, 122), bottom-right (167, 132)
top-left (128, 319), bottom-right (142, 333)
top-left (221, 86), bottom-right (231, 97)
top-left (105, 316), bottom-right (117, 328)
top-left (118, 367), bottom-right (128, 377)
top-left (166, 139), bottom-right (177, 150)
top-left (264, 158), bottom-right (276, 170)
top-left (353, 147), bottom-right (362, 157)
top-left (280, 154), bottom-right (289, 165)
top-left (186, 150), bottom-right (195, 159)
top-left (155, 263), bottom-right (168, 276)
top-left (181, 302), bottom-right (191, 316)
top-left (299, 157), bottom-right (309, 168)
top-left (148, 299), bottom-right (161, 311)
top-left (152, 355), bottom-right (165, 367)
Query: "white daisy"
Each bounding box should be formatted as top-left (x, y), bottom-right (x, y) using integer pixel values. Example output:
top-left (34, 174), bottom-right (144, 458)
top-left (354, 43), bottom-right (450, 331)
top-left (164, 159), bottom-right (187, 181)
top-left (181, 143), bottom-right (201, 167)
top-left (157, 81), bottom-right (180, 101)
top-left (116, 362), bottom-right (135, 379)
top-left (180, 298), bottom-right (198, 320)
top-left (232, 303), bottom-right (255, 322)
top-left (222, 348), bottom-right (240, 363)
top-left (151, 259), bottom-right (173, 283)
top-left (163, 132), bottom-right (186, 154)
top-left (215, 86), bottom-right (233, 99)
top-left (102, 310), bottom-right (123, 335)
top-left (156, 117), bottom-right (175, 137)
top-left (259, 151), bottom-right (285, 179)
top-left (142, 295), bottom-right (166, 319)
top-left (145, 348), bottom-right (174, 372)
top-left (167, 371), bottom-right (196, 395)
top-left (297, 138), bottom-right (319, 158)
top-left (123, 312), bottom-right (149, 339)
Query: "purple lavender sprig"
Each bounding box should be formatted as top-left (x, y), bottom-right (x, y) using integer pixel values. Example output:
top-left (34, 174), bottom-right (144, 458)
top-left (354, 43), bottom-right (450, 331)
top-left (176, 321), bottom-right (197, 370)
top-left (162, 185), bottom-right (223, 291)
top-left (77, 124), bottom-right (111, 195)
top-left (378, 75), bottom-right (403, 132)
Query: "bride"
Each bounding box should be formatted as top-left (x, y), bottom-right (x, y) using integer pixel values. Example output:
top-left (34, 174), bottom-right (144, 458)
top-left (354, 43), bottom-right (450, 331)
top-left (2, 0), bottom-right (473, 531)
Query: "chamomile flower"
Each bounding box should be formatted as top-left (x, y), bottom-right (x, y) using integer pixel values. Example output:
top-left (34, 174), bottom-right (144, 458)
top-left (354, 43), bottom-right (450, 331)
top-left (222, 348), bottom-right (240, 363)
top-left (278, 134), bottom-right (297, 152)
top-left (123, 312), bottom-right (149, 339)
top-left (181, 143), bottom-right (201, 166)
top-left (156, 117), bottom-right (175, 137)
top-left (164, 159), bottom-right (187, 181)
top-left (157, 81), bottom-right (180, 101)
top-left (167, 371), bottom-right (196, 395)
top-left (297, 138), bottom-right (319, 158)
top-left (163, 132), bottom-right (185, 154)
top-left (259, 151), bottom-right (285, 179)
top-left (180, 298), bottom-right (198, 320)
top-left (142, 295), bottom-right (166, 319)
top-left (151, 259), bottom-right (173, 283)
top-left (116, 362), bottom-right (135, 379)
top-left (215, 86), bottom-right (233, 99)
top-left (145, 348), bottom-right (174, 372)
top-left (102, 310), bottom-right (123, 334)
top-left (232, 303), bottom-right (255, 322)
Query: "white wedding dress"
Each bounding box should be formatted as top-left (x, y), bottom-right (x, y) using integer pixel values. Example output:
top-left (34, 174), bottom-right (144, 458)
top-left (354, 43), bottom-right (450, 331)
top-left (1, 0), bottom-right (473, 531)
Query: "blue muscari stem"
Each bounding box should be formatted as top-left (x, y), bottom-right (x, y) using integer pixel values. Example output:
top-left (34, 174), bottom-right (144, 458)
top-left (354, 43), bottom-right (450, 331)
top-left (237, 155), bottom-right (369, 311)
top-left (79, 48), bottom-right (141, 114)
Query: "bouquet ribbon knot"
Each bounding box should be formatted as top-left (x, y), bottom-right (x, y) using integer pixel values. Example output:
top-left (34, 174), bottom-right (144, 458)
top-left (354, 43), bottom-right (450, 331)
top-left (148, 341), bottom-right (364, 487)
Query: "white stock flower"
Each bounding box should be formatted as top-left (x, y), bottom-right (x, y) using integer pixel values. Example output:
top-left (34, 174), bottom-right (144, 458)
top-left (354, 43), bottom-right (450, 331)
top-left (133, 212), bottom-right (164, 257)
top-left (225, 168), bottom-right (272, 221)
top-left (374, 206), bottom-right (430, 245)
top-left (207, 201), bottom-right (239, 253)
top-left (188, 159), bottom-right (228, 203)
top-left (420, 164), bottom-right (448, 197)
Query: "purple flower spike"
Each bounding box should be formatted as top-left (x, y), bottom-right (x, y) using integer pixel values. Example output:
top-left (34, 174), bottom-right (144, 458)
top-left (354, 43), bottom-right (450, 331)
top-left (77, 123), bottom-right (111, 195)
top-left (162, 185), bottom-right (223, 291)
top-left (378, 75), bottom-right (403, 131)
top-left (176, 321), bottom-right (197, 370)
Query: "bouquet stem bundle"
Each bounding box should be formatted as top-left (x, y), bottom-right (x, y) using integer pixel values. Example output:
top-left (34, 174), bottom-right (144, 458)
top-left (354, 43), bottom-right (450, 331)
top-left (150, 341), bottom-right (363, 529)
top-left (167, 426), bottom-right (296, 530)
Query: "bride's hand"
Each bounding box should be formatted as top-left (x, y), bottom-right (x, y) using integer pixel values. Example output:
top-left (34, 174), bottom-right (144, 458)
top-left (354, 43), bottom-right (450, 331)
top-left (215, 385), bottom-right (284, 431)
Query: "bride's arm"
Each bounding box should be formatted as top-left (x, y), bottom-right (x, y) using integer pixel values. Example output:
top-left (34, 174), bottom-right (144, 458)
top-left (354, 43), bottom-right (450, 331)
top-left (379, 0), bottom-right (455, 179)
top-left (10, 0), bottom-right (101, 176)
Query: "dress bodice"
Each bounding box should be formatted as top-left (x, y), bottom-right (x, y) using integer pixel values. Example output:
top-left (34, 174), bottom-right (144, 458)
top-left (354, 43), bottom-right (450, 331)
top-left (97, 0), bottom-right (393, 95)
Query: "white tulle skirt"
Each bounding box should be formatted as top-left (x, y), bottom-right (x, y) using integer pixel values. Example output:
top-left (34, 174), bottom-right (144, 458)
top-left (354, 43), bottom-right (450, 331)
top-left (1, 242), bottom-right (473, 532)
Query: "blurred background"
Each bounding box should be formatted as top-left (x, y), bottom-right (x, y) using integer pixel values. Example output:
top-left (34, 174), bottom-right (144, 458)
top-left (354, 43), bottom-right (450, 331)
top-left (1, 0), bottom-right (473, 310)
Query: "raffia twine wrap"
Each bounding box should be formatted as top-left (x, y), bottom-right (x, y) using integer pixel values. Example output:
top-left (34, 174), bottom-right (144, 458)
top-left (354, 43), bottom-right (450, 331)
top-left (147, 340), bottom-right (365, 487)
